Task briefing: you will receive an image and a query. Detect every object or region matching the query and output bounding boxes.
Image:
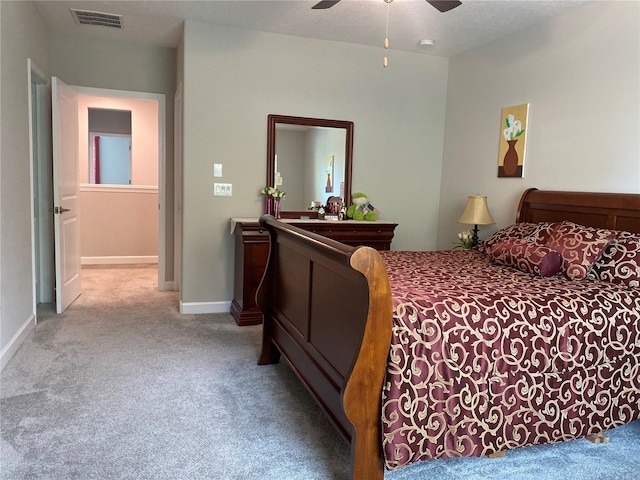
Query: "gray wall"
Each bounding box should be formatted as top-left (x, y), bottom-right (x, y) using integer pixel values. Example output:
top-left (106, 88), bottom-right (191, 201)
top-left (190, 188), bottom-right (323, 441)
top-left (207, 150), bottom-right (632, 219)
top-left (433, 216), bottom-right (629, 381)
top-left (181, 21), bottom-right (449, 310)
top-left (305, 127), bottom-right (347, 207)
top-left (275, 129), bottom-right (306, 210)
top-left (0, 1), bottom-right (52, 365)
top-left (437, 1), bottom-right (640, 248)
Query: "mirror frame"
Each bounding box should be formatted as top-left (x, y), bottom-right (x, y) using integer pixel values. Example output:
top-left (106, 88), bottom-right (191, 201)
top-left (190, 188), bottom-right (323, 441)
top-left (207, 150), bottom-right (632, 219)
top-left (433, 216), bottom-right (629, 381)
top-left (267, 114), bottom-right (354, 219)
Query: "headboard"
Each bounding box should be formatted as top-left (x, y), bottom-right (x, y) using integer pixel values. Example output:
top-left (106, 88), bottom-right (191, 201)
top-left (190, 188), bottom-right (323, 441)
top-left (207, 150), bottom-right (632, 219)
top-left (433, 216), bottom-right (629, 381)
top-left (516, 188), bottom-right (640, 234)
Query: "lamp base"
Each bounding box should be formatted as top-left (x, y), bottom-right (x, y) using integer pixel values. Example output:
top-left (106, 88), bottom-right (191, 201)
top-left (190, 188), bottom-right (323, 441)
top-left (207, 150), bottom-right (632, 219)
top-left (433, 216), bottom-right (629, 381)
top-left (472, 224), bottom-right (479, 247)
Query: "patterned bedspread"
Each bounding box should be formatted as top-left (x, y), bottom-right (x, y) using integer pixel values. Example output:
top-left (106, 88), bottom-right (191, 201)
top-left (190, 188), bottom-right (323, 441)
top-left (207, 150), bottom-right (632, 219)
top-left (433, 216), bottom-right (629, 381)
top-left (379, 249), bottom-right (640, 470)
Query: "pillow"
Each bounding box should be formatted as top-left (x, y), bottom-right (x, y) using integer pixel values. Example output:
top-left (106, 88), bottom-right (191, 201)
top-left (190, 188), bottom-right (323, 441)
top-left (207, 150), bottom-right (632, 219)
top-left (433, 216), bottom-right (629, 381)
top-left (545, 221), bottom-right (618, 280)
top-left (588, 231), bottom-right (640, 288)
top-left (478, 222), bottom-right (553, 255)
top-left (490, 239), bottom-right (563, 277)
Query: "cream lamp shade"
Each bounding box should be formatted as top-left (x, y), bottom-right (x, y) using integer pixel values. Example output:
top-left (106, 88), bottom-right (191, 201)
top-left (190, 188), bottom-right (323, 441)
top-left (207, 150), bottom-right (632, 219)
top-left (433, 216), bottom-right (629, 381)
top-left (458, 195), bottom-right (495, 247)
top-left (458, 196), bottom-right (495, 225)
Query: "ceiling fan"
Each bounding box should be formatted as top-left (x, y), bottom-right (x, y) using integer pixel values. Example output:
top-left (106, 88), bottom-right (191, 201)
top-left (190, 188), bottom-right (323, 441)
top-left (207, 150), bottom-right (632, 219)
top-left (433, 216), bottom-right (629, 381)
top-left (312, 0), bottom-right (462, 13)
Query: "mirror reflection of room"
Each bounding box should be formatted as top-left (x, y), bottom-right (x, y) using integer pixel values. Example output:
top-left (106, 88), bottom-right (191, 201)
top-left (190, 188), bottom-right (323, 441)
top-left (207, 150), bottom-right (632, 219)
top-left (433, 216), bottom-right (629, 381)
top-left (274, 124), bottom-right (347, 211)
top-left (88, 108), bottom-right (132, 185)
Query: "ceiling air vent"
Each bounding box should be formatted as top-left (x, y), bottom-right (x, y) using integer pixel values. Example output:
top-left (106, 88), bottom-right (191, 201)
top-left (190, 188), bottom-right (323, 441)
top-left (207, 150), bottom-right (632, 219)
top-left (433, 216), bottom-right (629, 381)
top-left (70, 9), bottom-right (123, 29)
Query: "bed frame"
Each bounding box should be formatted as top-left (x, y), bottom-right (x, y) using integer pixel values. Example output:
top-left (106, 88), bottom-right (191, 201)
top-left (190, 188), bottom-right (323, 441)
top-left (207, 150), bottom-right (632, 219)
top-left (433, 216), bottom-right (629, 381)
top-left (256, 188), bottom-right (640, 480)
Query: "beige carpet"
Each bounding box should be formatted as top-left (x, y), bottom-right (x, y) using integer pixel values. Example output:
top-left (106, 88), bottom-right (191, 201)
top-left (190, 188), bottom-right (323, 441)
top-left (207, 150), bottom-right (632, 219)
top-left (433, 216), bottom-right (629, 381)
top-left (1, 265), bottom-right (350, 479)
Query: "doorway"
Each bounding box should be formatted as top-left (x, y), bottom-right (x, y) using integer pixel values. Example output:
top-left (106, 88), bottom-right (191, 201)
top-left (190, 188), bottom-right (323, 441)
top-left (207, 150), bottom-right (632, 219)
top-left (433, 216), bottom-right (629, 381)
top-left (76, 90), bottom-right (163, 271)
top-left (30, 75), bottom-right (168, 313)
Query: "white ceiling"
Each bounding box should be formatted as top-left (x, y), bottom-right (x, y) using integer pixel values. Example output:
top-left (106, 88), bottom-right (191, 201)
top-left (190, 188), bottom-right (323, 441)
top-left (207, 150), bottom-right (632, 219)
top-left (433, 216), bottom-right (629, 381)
top-left (33, 0), bottom-right (590, 58)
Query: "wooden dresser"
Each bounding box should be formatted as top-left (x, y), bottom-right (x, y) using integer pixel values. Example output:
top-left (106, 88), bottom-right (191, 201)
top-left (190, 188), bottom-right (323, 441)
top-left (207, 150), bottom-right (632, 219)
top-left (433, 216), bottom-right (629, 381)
top-left (230, 218), bottom-right (398, 326)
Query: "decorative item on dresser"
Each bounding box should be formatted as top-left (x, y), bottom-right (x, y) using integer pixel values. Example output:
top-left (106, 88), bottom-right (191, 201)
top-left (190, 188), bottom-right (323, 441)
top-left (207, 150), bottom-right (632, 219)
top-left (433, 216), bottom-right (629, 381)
top-left (230, 217), bottom-right (398, 326)
top-left (256, 188), bottom-right (640, 480)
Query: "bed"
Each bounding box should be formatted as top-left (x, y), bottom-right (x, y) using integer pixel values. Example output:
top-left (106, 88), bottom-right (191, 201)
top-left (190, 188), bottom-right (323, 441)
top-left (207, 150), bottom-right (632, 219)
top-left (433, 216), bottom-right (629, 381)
top-left (256, 188), bottom-right (640, 479)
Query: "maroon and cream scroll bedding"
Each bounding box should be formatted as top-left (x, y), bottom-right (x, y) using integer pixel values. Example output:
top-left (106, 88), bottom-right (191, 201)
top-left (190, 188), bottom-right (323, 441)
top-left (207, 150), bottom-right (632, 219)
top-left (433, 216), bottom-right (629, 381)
top-left (378, 249), bottom-right (640, 470)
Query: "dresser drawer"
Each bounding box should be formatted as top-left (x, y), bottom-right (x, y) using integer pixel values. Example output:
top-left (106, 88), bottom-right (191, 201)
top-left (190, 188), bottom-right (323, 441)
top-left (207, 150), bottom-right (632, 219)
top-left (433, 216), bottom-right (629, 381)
top-left (302, 223), bottom-right (396, 250)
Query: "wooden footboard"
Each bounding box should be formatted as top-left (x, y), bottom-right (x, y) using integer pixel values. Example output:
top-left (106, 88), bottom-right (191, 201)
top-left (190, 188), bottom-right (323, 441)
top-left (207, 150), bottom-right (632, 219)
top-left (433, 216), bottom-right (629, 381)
top-left (256, 215), bottom-right (392, 480)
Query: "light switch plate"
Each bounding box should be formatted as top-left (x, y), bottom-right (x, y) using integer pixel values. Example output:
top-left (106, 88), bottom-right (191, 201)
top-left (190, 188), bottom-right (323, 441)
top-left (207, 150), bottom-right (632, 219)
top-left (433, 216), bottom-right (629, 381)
top-left (214, 183), bottom-right (232, 197)
top-left (214, 164), bottom-right (223, 177)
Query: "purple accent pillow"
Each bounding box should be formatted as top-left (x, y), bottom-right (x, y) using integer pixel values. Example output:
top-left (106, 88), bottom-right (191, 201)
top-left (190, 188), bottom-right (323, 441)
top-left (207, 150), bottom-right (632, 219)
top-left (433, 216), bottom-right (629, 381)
top-left (490, 240), bottom-right (563, 277)
top-left (588, 231), bottom-right (640, 288)
top-left (478, 222), bottom-right (553, 255)
top-left (545, 221), bottom-right (618, 280)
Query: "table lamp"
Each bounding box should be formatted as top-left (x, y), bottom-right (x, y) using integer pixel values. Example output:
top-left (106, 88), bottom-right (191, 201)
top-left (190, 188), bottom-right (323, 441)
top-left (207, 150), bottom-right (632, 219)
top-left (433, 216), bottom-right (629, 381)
top-left (458, 195), bottom-right (495, 247)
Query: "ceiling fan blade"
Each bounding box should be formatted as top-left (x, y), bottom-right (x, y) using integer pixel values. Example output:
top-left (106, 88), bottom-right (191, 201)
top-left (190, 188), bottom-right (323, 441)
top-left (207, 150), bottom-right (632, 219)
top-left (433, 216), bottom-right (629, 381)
top-left (312, 0), bottom-right (341, 9)
top-left (427, 1), bottom-right (462, 13)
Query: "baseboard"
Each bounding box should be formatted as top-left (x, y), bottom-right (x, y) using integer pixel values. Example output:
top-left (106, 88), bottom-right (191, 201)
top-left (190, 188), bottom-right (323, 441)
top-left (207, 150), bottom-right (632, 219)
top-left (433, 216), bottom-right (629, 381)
top-left (81, 256), bottom-right (158, 265)
top-left (179, 300), bottom-right (231, 315)
top-left (0, 313), bottom-right (36, 372)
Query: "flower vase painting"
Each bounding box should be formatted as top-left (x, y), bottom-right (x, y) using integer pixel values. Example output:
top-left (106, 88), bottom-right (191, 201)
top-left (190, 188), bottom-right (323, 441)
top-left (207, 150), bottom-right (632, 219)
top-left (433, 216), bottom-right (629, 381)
top-left (498, 104), bottom-right (529, 178)
top-left (325, 155), bottom-right (334, 193)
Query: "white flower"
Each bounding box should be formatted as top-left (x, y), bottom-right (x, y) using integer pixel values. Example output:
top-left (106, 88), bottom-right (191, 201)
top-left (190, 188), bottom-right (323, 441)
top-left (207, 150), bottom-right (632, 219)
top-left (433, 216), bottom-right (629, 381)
top-left (458, 231), bottom-right (471, 242)
top-left (503, 114), bottom-right (525, 141)
top-left (454, 230), bottom-right (474, 249)
top-left (261, 186), bottom-right (286, 199)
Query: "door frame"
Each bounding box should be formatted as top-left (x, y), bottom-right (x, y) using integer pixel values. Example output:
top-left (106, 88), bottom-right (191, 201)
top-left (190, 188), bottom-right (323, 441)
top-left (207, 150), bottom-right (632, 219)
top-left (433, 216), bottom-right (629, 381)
top-left (73, 85), bottom-right (167, 290)
top-left (173, 82), bottom-right (183, 294)
top-left (28, 59), bottom-right (53, 310)
top-left (30, 81), bottom-right (168, 302)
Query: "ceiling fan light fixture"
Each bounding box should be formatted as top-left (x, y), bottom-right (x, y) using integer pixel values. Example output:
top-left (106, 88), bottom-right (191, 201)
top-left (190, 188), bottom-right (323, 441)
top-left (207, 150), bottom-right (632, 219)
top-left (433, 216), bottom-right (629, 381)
top-left (311, 0), bottom-right (460, 66)
top-left (383, 0), bottom-right (392, 68)
top-left (427, 0), bottom-right (462, 13)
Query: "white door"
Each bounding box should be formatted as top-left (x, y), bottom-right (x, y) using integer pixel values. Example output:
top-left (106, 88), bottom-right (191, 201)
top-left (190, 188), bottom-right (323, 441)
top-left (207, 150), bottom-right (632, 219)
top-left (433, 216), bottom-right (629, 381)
top-left (52, 77), bottom-right (81, 313)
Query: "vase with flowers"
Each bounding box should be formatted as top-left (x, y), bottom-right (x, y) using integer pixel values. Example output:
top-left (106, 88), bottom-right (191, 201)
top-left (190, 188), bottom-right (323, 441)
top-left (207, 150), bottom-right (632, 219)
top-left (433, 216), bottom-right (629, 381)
top-left (453, 230), bottom-right (474, 250)
top-left (260, 186), bottom-right (286, 219)
top-left (260, 187), bottom-right (275, 215)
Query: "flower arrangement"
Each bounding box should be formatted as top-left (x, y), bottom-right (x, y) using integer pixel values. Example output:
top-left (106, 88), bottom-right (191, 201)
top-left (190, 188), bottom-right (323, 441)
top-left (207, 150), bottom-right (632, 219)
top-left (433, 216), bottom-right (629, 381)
top-left (503, 114), bottom-right (525, 141)
top-left (260, 186), bottom-right (286, 200)
top-left (260, 186), bottom-right (286, 218)
top-left (453, 230), bottom-right (474, 250)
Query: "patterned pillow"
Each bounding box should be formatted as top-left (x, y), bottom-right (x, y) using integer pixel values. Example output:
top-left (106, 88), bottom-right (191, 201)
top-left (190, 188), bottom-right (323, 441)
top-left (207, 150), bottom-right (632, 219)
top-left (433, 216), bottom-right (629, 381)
top-left (490, 239), bottom-right (563, 277)
top-left (588, 231), bottom-right (640, 288)
top-left (545, 221), bottom-right (618, 280)
top-left (477, 222), bottom-right (553, 255)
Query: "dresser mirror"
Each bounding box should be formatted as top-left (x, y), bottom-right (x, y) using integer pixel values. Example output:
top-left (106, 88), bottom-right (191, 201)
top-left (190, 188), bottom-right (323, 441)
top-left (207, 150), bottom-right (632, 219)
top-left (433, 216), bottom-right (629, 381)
top-left (267, 114), bottom-right (354, 218)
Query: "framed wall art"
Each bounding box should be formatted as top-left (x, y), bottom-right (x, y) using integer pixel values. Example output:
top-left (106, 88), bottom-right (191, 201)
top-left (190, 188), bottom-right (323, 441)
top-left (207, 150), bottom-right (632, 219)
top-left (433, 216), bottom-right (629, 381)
top-left (498, 104), bottom-right (529, 178)
top-left (325, 155), bottom-right (334, 193)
